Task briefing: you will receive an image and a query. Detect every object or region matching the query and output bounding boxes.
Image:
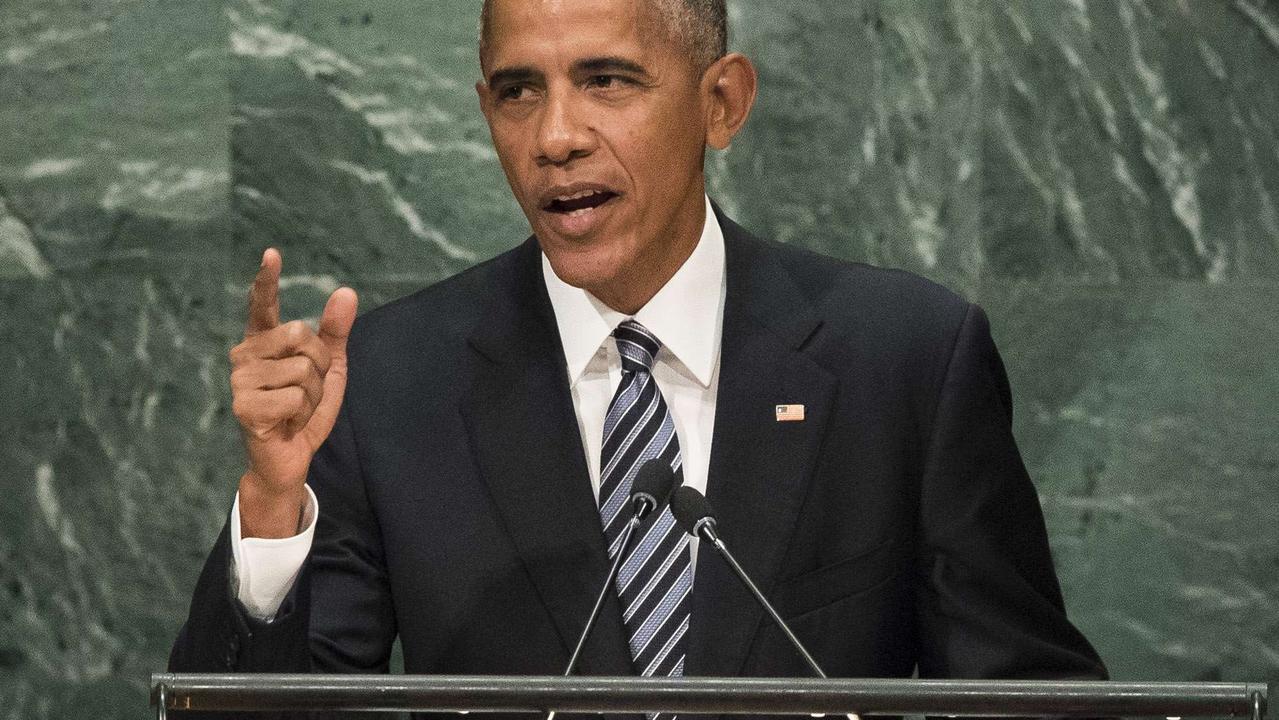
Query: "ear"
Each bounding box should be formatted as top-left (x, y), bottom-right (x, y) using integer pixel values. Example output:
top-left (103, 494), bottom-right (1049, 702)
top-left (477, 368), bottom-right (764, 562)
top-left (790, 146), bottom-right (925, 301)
top-left (702, 53), bottom-right (758, 151)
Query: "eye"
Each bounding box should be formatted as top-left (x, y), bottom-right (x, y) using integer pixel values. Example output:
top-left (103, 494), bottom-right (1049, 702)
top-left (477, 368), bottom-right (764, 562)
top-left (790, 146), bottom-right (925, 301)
top-left (498, 84), bottom-right (525, 101)
top-left (586, 74), bottom-right (627, 90)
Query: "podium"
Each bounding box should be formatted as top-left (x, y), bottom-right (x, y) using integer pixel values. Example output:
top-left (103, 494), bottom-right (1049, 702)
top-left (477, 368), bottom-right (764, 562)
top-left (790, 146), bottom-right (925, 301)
top-left (150, 674), bottom-right (1269, 718)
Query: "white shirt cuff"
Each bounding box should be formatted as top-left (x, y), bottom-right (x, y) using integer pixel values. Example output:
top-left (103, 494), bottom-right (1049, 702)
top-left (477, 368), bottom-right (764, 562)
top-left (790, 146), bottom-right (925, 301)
top-left (229, 485), bottom-right (318, 621)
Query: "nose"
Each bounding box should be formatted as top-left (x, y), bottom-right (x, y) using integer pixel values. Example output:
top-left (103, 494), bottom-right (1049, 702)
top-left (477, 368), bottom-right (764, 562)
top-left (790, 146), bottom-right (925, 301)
top-left (536, 85), bottom-right (595, 165)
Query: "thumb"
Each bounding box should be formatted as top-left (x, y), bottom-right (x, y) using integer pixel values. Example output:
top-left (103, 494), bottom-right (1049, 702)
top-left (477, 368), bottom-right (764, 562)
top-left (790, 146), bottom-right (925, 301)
top-left (302, 286), bottom-right (358, 450)
top-left (318, 286), bottom-right (359, 354)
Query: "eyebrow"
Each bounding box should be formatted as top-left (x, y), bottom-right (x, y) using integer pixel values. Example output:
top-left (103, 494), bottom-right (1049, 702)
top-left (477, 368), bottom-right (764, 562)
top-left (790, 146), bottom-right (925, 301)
top-left (487, 66), bottom-right (541, 88)
top-left (575, 56), bottom-right (649, 77)
top-left (486, 56), bottom-right (650, 88)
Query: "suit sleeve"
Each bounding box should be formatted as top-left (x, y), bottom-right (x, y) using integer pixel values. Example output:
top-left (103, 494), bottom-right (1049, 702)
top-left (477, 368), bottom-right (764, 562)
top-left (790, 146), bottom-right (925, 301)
top-left (168, 397), bottom-right (397, 714)
top-left (914, 303), bottom-right (1106, 680)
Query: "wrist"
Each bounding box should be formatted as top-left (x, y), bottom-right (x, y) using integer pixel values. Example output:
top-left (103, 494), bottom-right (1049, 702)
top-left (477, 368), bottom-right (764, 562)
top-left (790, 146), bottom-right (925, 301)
top-left (238, 472), bottom-right (307, 539)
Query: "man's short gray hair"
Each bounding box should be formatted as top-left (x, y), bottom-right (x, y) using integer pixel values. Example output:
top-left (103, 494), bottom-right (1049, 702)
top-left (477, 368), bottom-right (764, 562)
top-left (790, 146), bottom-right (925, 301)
top-left (653, 0), bottom-right (728, 69)
top-left (480, 0), bottom-right (728, 71)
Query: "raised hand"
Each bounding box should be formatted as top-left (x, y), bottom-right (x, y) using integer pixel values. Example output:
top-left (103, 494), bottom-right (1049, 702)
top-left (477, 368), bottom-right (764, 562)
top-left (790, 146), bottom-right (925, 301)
top-left (230, 248), bottom-right (358, 538)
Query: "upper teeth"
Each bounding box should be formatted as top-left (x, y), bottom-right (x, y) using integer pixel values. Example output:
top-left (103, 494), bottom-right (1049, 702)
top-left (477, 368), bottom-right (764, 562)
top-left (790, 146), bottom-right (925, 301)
top-left (557, 190), bottom-right (602, 201)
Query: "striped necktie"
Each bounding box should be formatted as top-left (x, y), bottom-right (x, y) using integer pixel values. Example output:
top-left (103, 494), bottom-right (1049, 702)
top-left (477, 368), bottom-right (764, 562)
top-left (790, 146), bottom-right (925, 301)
top-left (598, 320), bottom-right (691, 717)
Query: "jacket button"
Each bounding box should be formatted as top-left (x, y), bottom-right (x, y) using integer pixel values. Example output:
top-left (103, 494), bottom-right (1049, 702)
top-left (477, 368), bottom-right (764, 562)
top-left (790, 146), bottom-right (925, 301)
top-left (225, 635), bottom-right (240, 669)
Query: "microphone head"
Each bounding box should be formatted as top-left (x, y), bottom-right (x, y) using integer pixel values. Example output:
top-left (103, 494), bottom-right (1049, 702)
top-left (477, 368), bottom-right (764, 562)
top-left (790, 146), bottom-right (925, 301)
top-left (630, 460), bottom-right (676, 517)
top-left (670, 485), bottom-right (715, 537)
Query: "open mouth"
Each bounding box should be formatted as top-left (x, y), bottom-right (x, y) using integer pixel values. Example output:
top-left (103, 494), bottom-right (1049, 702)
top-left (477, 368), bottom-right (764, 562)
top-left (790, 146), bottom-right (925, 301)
top-left (544, 189), bottom-right (619, 214)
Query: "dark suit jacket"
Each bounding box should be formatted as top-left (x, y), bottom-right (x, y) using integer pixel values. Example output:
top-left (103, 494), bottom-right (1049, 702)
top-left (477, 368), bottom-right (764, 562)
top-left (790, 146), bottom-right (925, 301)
top-left (171, 212), bottom-right (1105, 714)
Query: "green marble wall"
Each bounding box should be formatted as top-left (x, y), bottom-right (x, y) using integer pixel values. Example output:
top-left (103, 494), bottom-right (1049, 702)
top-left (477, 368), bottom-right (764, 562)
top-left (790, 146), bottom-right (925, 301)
top-left (2, 0), bottom-right (1276, 717)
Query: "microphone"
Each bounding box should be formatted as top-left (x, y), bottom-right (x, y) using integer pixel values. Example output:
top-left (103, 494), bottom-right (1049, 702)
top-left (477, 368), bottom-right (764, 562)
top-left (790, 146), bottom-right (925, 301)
top-left (669, 486), bottom-right (861, 720)
top-left (625, 460), bottom-right (673, 526)
top-left (545, 461), bottom-right (677, 720)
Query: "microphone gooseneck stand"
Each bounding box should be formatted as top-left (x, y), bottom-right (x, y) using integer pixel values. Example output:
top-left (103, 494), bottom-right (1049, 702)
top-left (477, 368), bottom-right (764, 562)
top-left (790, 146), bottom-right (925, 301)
top-left (671, 486), bottom-right (862, 720)
top-left (546, 461), bottom-right (676, 720)
top-left (562, 514), bottom-right (641, 678)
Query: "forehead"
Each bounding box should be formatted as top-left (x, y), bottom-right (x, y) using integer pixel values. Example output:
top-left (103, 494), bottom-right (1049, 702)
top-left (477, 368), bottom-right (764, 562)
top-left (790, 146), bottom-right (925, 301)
top-left (483, 0), bottom-right (672, 71)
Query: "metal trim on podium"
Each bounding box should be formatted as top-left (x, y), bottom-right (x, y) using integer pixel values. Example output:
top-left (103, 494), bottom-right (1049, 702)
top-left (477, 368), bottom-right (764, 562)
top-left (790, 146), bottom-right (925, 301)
top-left (150, 674), bottom-right (1269, 719)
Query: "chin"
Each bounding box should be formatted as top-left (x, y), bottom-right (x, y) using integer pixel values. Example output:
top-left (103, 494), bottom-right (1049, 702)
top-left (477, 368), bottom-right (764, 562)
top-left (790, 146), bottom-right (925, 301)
top-left (549, 259), bottom-right (634, 304)
top-left (546, 260), bottom-right (614, 293)
top-left (541, 248), bottom-right (626, 295)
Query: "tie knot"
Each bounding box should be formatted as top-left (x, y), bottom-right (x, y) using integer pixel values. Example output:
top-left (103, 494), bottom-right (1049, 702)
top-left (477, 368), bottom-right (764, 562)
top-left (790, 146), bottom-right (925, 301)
top-left (613, 320), bottom-right (661, 373)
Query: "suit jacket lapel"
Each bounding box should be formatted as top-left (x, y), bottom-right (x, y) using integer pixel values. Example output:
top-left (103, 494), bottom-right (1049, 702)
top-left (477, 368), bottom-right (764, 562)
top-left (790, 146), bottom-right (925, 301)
top-left (460, 238), bottom-right (635, 676)
top-left (685, 215), bottom-right (839, 678)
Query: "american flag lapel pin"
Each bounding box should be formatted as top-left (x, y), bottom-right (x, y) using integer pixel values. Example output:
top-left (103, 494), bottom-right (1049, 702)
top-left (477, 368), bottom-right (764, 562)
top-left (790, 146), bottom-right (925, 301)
top-left (775, 404), bottom-right (805, 422)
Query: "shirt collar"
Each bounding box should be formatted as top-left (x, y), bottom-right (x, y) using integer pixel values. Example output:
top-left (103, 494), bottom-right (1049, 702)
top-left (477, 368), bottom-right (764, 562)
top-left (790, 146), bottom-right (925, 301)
top-left (542, 195), bottom-right (726, 388)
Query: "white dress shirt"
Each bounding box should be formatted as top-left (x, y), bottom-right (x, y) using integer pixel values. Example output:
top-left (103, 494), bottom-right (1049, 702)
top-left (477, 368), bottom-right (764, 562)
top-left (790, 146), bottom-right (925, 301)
top-left (231, 195), bottom-right (727, 620)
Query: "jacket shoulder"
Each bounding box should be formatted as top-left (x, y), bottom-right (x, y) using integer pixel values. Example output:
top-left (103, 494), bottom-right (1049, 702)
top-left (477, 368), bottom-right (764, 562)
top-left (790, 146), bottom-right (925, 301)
top-left (345, 241), bottom-right (526, 367)
top-left (747, 233), bottom-right (974, 343)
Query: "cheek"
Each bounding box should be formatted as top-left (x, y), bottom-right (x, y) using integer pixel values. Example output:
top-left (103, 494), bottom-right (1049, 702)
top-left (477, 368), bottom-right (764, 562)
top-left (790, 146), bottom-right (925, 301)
top-left (614, 114), bottom-right (683, 184)
top-left (654, 91), bottom-right (705, 136)
top-left (490, 128), bottom-right (534, 193)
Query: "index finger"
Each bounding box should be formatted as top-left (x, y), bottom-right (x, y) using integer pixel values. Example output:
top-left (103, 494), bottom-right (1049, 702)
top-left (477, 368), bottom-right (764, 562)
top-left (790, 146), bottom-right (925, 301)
top-left (245, 248), bottom-right (282, 336)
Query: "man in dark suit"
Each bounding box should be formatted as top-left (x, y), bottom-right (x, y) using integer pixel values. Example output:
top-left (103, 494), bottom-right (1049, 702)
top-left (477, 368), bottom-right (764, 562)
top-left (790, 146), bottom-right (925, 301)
top-left (171, 0), bottom-right (1105, 709)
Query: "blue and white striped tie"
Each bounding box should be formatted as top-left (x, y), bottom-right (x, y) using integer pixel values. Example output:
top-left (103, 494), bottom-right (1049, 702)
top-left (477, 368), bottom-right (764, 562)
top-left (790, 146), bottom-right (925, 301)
top-left (599, 320), bottom-right (690, 719)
